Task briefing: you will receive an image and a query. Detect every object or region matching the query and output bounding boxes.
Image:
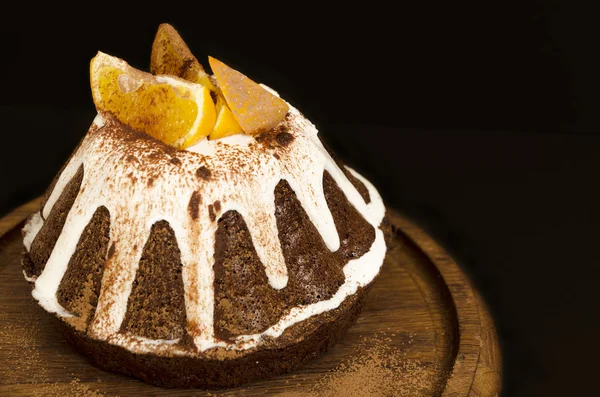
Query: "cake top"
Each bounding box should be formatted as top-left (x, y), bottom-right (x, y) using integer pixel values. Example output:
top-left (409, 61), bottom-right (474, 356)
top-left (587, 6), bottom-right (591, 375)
top-left (91, 23), bottom-right (289, 150)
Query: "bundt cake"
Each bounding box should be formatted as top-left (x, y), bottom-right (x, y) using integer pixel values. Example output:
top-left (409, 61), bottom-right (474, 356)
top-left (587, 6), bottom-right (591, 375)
top-left (21, 24), bottom-right (390, 388)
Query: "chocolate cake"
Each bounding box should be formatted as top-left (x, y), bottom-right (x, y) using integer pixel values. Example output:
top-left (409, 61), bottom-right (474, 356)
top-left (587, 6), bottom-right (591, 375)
top-left (20, 24), bottom-right (390, 389)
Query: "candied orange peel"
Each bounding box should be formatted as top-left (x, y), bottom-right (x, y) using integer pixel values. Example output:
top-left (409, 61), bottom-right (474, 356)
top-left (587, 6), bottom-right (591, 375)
top-left (150, 23), bottom-right (217, 92)
top-left (208, 56), bottom-right (289, 136)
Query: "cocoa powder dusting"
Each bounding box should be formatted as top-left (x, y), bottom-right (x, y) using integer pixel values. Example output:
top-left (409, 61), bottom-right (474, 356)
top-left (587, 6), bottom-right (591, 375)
top-left (27, 379), bottom-right (108, 397)
top-left (196, 166), bottom-right (212, 180)
top-left (281, 333), bottom-right (438, 397)
top-left (188, 190), bottom-right (201, 220)
top-left (107, 242), bottom-right (116, 259)
top-left (0, 306), bottom-right (109, 395)
top-left (0, 306), bottom-right (48, 384)
top-left (275, 131), bottom-right (294, 146)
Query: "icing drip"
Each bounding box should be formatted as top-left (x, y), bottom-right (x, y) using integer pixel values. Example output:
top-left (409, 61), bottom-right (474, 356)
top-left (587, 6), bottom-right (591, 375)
top-left (23, 104), bottom-right (387, 355)
top-left (22, 211), bottom-right (43, 252)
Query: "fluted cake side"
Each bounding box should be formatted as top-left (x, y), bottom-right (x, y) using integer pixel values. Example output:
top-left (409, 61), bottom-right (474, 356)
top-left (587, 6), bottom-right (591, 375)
top-left (21, 104), bottom-right (390, 387)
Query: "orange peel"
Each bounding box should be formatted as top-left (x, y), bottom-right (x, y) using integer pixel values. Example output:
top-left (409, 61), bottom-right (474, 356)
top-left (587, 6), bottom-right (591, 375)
top-left (208, 56), bottom-right (289, 136)
top-left (209, 97), bottom-right (244, 140)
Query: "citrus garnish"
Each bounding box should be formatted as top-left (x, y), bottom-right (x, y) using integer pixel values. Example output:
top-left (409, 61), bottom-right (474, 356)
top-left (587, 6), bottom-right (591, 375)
top-left (151, 23), bottom-right (217, 92)
top-left (208, 56), bottom-right (289, 135)
top-left (150, 24), bottom-right (242, 140)
top-left (90, 51), bottom-right (216, 149)
top-left (209, 97), bottom-right (244, 140)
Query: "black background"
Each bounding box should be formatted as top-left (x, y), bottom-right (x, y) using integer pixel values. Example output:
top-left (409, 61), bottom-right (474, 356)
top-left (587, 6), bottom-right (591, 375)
top-left (1, 3), bottom-right (599, 396)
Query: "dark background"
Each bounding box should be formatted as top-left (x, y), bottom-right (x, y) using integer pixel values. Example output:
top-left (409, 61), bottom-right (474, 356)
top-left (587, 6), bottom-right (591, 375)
top-left (1, 3), bottom-right (599, 396)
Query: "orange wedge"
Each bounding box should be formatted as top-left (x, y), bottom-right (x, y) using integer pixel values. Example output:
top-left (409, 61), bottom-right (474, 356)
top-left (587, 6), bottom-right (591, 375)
top-left (90, 51), bottom-right (216, 149)
top-left (208, 56), bottom-right (289, 135)
top-left (209, 97), bottom-right (244, 140)
top-left (151, 23), bottom-right (217, 92)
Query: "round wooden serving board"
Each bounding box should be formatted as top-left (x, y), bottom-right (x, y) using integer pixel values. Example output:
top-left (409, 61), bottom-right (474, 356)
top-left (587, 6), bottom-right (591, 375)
top-left (0, 198), bottom-right (501, 397)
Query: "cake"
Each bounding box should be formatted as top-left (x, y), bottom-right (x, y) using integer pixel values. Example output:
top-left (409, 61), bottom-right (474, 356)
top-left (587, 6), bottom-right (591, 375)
top-left (20, 24), bottom-right (390, 388)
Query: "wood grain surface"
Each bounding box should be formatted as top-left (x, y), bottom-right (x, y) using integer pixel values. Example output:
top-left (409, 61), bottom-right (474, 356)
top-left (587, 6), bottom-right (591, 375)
top-left (0, 199), bottom-right (501, 396)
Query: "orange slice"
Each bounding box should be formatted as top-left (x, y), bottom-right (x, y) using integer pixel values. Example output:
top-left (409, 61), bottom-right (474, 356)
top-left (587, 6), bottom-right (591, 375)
top-left (151, 23), bottom-right (217, 92)
top-left (209, 97), bottom-right (244, 140)
top-left (90, 51), bottom-right (216, 149)
top-left (208, 56), bottom-right (289, 135)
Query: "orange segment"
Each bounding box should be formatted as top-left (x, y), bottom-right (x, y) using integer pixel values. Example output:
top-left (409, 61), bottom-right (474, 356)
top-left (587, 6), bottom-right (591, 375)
top-left (151, 23), bottom-right (217, 92)
top-left (90, 51), bottom-right (216, 149)
top-left (209, 97), bottom-right (244, 140)
top-left (208, 56), bottom-right (289, 135)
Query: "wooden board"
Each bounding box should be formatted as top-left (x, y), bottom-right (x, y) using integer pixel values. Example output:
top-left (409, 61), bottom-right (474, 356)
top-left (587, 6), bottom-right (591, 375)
top-left (0, 198), bottom-right (501, 396)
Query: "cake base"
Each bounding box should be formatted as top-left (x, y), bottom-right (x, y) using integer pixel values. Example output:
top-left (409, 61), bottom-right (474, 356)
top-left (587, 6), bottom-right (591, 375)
top-left (56, 287), bottom-right (368, 389)
top-left (1, 202), bottom-right (502, 396)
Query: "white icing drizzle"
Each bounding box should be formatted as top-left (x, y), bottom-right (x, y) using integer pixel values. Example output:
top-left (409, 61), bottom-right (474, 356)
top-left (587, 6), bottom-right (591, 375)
top-left (22, 211), bottom-right (43, 252)
top-left (22, 104), bottom-right (387, 355)
top-left (23, 269), bottom-right (37, 283)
